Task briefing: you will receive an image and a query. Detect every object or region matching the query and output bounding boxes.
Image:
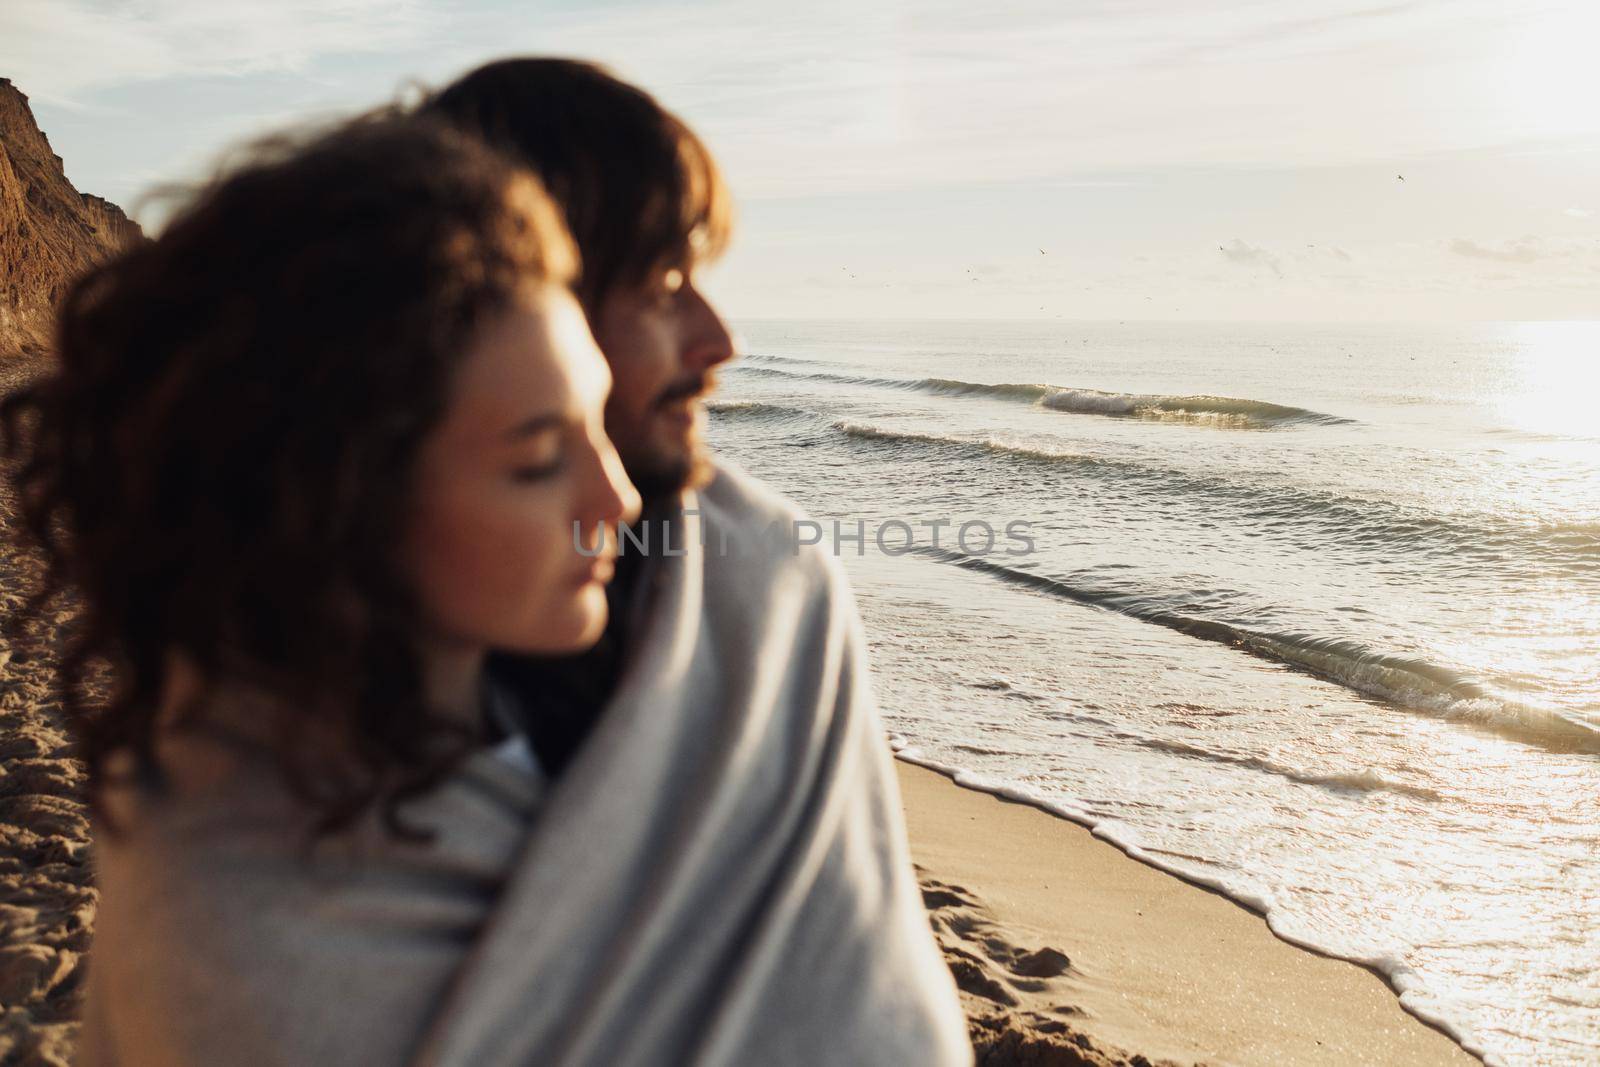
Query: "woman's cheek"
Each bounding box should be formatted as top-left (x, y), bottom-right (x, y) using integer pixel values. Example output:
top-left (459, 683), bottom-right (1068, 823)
top-left (498, 531), bottom-right (605, 651)
top-left (416, 497), bottom-right (539, 623)
top-left (499, 502), bottom-right (578, 596)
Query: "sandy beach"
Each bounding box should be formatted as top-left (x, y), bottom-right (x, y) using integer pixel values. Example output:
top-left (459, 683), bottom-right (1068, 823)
top-left (0, 356), bottom-right (94, 1067)
top-left (897, 758), bottom-right (1478, 1066)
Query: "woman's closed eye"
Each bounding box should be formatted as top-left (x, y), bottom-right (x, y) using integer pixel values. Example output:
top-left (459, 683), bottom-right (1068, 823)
top-left (509, 427), bottom-right (566, 482)
top-left (511, 457), bottom-right (563, 482)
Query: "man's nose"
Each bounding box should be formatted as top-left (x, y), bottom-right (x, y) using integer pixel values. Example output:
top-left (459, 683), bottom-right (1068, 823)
top-left (679, 285), bottom-right (736, 374)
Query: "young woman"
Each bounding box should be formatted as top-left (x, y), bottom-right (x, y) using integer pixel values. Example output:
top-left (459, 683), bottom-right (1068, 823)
top-left (1, 115), bottom-right (638, 1064)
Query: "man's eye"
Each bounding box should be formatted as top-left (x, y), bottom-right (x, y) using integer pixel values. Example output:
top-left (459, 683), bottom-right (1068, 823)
top-left (649, 268), bottom-right (686, 308)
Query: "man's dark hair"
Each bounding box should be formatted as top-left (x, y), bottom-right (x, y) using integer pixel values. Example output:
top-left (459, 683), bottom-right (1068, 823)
top-left (0, 114), bottom-right (575, 836)
top-left (423, 58), bottom-right (733, 310)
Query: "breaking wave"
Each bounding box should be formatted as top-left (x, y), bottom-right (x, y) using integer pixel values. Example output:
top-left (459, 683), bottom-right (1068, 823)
top-left (912, 547), bottom-right (1600, 756)
top-left (828, 420), bottom-right (1600, 570)
top-left (733, 362), bottom-right (1351, 428)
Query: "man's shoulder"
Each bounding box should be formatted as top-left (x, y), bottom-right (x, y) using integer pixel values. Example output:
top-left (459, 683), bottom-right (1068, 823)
top-left (691, 459), bottom-right (845, 594)
top-left (696, 458), bottom-right (808, 532)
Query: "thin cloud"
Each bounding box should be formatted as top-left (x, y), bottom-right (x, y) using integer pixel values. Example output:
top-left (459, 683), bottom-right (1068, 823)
top-left (1564, 207), bottom-right (1594, 219)
top-left (5, 0), bottom-right (1588, 202)
top-left (1291, 245), bottom-right (1356, 262)
top-left (1448, 236), bottom-right (1574, 264)
top-left (0, 0), bottom-right (436, 103)
top-left (1218, 239), bottom-right (1284, 277)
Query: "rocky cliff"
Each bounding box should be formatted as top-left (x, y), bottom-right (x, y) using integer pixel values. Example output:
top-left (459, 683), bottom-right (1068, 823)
top-left (0, 77), bottom-right (140, 357)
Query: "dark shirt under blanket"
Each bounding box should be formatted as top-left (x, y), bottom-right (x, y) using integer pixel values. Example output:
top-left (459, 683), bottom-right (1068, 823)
top-left (482, 533), bottom-right (655, 780)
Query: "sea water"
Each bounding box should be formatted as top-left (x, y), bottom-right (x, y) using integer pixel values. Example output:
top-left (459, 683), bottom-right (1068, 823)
top-left (707, 319), bottom-right (1600, 1066)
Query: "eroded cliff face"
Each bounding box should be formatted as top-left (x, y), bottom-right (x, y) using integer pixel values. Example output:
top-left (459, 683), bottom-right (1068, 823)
top-left (0, 77), bottom-right (141, 357)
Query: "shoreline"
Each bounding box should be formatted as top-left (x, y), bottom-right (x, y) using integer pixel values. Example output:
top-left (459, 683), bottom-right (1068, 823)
top-left (895, 755), bottom-right (1478, 1066)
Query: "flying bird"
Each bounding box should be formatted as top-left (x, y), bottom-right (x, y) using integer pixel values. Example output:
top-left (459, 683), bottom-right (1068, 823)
top-left (1397, 174), bottom-right (1405, 181)
top-left (1039, 248), bottom-right (1047, 255)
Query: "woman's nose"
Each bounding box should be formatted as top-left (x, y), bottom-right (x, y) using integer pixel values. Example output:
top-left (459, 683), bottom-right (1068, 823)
top-left (580, 433), bottom-right (641, 530)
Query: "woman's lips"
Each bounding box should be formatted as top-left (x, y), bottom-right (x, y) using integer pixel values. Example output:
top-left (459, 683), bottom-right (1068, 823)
top-left (579, 553), bottom-right (615, 586)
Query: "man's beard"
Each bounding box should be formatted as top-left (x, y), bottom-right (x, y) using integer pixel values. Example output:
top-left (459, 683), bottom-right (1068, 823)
top-left (621, 371), bottom-right (718, 504)
top-left (624, 442), bottom-right (713, 505)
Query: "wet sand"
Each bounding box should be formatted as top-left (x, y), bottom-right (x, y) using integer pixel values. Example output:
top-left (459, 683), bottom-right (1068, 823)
top-left (897, 758), bottom-right (1477, 1066)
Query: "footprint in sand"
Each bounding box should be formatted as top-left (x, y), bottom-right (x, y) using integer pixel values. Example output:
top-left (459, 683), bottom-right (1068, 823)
top-left (915, 868), bottom-right (1185, 1067)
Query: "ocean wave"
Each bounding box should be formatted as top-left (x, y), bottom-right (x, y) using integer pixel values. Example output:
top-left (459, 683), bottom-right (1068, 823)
top-left (1134, 737), bottom-right (1444, 801)
top-left (831, 420), bottom-right (1098, 465)
top-left (733, 363), bottom-right (1351, 428)
top-left (742, 353), bottom-right (834, 368)
top-left (1541, 522), bottom-right (1600, 553)
top-left (705, 399), bottom-right (810, 420)
top-left (830, 419), bottom-right (1600, 575)
top-left (911, 547), bottom-right (1600, 756)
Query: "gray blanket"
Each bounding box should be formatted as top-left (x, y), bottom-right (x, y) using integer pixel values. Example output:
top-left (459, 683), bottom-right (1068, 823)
top-left (80, 463), bottom-right (970, 1066)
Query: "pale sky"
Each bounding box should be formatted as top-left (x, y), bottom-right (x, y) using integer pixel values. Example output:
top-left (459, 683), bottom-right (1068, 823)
top-left (3, 0), bottom-right (1599, 321)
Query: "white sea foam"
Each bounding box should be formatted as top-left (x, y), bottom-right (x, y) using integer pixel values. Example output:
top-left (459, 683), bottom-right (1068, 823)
top-left (890, 746), bottom-right (1498, 1064)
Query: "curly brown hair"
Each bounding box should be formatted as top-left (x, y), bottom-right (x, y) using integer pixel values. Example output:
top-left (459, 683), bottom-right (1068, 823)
top-left (0, 113), bottom-right (576, 836)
